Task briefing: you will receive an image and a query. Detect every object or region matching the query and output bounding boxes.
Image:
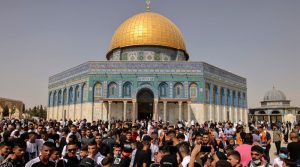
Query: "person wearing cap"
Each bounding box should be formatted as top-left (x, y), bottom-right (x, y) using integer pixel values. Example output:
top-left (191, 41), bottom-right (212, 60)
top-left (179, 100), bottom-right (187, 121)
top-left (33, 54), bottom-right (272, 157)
top-left (273, 147), bottom-right (288, 167)
top-left (247, 145), bottom-right (271, 167)
top-left (133, 135), bottom-right (152, 167)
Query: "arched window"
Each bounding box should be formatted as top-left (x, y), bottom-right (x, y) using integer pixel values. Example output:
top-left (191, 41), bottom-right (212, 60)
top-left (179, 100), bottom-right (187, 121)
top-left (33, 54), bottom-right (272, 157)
top-left (272, 111), bottom-right (280, 115)
top-left (205, 83), bottom-right (210, 103)
top-left (94, 82), bottom-right (102, 97)
top-left (108, 82), bottom-right (117, 97)
top-left (53, 91), bottom-right (57, 107)
top-left (258, 111), bottom-right (266, 115)
top-left (174, 83), bottom-right (183, 98)
top-left (232, 91), bottom-right (236, 107)
top-left (82, 83), bottom-right (88, 102)
top-left (159, 82), bottom-right (168, 97)
top-left (63, 89), bottom-right (67, 105)
top-left (68, 87), bottom-right (73, 104)
top-left (189, 83), bottom-right (198, 99)
top-left (221, 88), bottom-right (225, 105)
top-left (123, 82), bottom-right (132, 97)
top-left (213, 86), bottom-right (218, 105)
top-left (57, 90), bottom-right (62, 106)
top-left (227, 89), bottom-right (230, 106)
top-left (75, 86), bottom-right (80, 103)
top-left (238, 92), bottom-right (241, 107)
top-left (48, 92), bottom-right (52, 107)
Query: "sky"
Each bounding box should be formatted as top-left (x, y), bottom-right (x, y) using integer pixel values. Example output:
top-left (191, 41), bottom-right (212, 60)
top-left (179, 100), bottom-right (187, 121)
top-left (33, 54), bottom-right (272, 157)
top-left (0, 0), bottom-right (299, 108)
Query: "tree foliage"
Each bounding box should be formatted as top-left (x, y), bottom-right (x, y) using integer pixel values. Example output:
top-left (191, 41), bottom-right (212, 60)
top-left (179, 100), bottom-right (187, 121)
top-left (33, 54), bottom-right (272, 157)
top-left (25, 105), bottom-right (47, 119)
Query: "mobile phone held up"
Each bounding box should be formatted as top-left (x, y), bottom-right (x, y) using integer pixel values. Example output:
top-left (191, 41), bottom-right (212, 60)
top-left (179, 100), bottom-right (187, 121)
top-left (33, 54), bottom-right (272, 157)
top-left (200, 145), bottom-right (211, 153)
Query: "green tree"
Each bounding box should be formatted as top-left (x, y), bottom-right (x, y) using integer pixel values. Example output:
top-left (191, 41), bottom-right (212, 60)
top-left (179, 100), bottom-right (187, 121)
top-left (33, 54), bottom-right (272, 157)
top-left (25, 105), bottom-right (47, 119)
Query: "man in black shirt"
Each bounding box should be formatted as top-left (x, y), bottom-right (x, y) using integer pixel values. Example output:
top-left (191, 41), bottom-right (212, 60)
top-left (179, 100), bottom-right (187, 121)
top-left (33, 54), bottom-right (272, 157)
top-left (25, 142), bottom-right (55, 167)
top-left (111, 144), bottom-right (130, 167)
top-left (159, 145), bottom-right (178, 167)
top-left (121, 132), bottom-right (132, 158)
top-left (95, 134), bottom-right (110, 156)
top-left (287, 132), bottom-right (300, 161)
top-left (134, 135), bottom-right (152, 167)
top-left (57, 142), bottom-right (80, 167)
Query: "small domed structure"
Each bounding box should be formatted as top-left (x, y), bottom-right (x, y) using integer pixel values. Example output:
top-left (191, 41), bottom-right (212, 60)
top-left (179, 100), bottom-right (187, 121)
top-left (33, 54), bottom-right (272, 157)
top-left (249, 86), bottom-right (300, 124)
top-left (263, 87), bottom-right (287, 101)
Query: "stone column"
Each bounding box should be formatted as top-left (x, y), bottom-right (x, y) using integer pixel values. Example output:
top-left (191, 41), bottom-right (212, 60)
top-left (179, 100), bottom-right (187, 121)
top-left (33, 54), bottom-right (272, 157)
top-left (108, 101), bottom-right (112, 122)
top-left (187, 101), bottom-right (191, 123)
top-left (132, 100), bottom-right (137, 123)
top-left (100, 101), bottom-right (103, 120)
top-left (123, 101), bottom-right (127, 121)
top-left (178, 101), bottom-right (182, 121)
top-left (163, 101), bottom-right (167, 123)
top-left (153, 99), bottom-right (158, 121)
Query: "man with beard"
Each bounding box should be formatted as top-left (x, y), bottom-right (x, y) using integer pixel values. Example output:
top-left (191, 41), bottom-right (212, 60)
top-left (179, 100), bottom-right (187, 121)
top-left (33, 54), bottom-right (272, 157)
top-left (95, 134), bottom-right (110, 157)
top-left (56, 142), bottom-right (80, 167)
top-left (25, 142), bottom-right (55, 167)
top-left (82, 128), bottom-right (95, 147)
top-left (246, 145), bottom-right (271, 167)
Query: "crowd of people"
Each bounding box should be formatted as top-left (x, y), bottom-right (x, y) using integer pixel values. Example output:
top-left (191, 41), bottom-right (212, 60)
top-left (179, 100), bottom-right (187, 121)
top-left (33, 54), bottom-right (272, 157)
top-left (0, 118), bottom-right (298, 167)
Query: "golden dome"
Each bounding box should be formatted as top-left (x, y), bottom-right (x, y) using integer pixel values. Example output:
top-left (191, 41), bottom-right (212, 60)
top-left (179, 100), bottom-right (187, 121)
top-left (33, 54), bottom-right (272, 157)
top-left (107, 12), bottom-right (187, 55)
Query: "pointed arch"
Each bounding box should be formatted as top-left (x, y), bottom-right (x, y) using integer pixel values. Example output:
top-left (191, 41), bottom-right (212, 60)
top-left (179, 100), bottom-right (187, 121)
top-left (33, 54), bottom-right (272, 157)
top-left (63, 88), bottom-right (67, 105)
top-left (57, 90), bottom-right (62, 106)
top-left (174, 82), bottom-right (183, 98)
top-left (53, 91), bottom-right (57, 107)
top-left (108, 82), bottom-right (118, 97)
top-left (75, 85), bottom-right (80, 103)
top-left (123, 81), bottom-right (132, 97)
top-left (48, 92), bottom-right (52, 107)
top-left (159, 82), bottom-right (168, 98)
top-left (189, 82), bottom-right (198, 100)
top-left (213, 85), bottom-right (218, 105)
top-left (68, 87), bottom-right (74, 104)
top-left (82, 83), bottom-right (88, 102)
top-left (205, 83), bottom-right (210, 103)
top-left (94, 82), bottom-right (102, 98)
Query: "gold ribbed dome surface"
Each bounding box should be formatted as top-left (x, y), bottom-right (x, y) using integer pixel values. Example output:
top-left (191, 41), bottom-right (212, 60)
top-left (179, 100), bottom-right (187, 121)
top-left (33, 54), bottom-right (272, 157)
top-left (108, 12), bottom-right (187, 53)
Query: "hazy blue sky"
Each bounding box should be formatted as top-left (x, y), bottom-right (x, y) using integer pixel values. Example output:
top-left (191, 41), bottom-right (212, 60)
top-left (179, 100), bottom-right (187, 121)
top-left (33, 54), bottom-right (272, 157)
top-left (0, 0), bottom-right (299, 108)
